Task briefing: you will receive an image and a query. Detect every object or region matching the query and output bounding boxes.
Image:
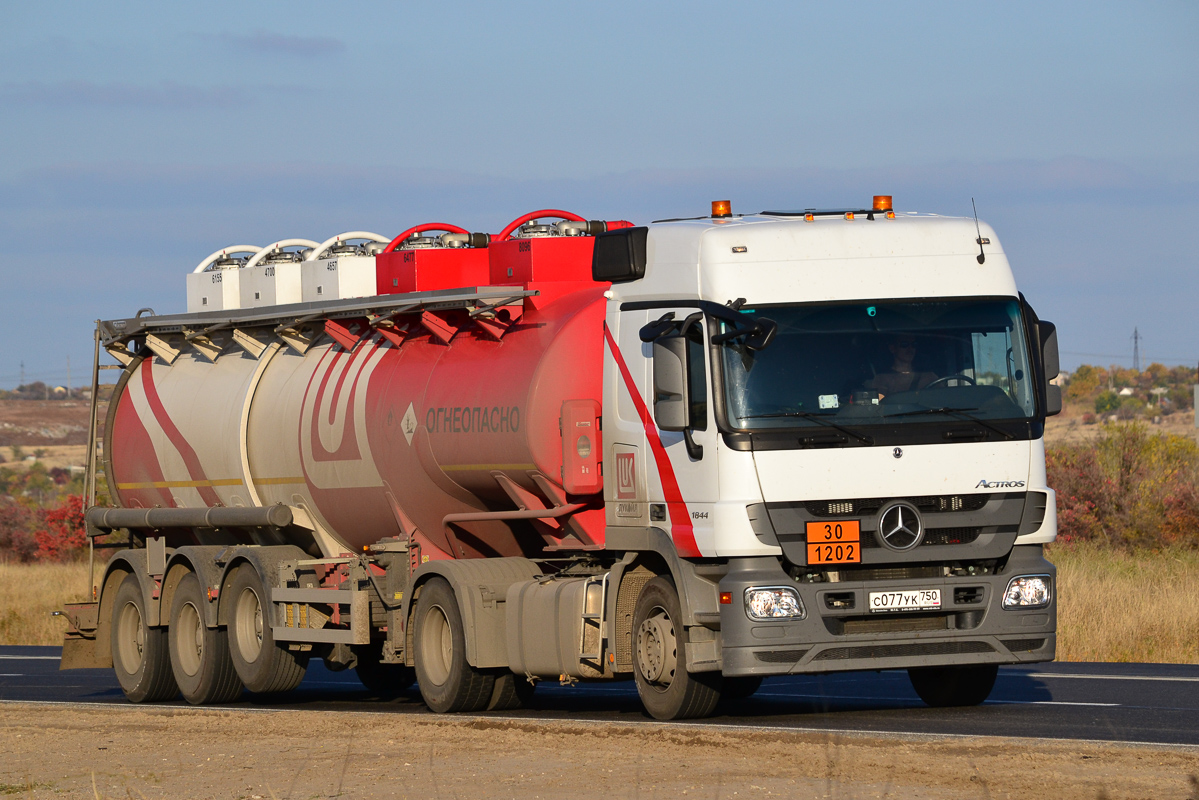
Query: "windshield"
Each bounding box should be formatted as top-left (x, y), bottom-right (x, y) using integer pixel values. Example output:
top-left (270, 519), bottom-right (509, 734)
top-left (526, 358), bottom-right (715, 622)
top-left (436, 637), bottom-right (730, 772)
top-left (719, 298), bottom-right (1037, 430)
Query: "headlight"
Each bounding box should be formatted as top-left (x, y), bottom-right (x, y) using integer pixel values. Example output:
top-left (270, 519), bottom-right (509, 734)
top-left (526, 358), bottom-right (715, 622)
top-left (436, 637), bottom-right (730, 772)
top-left (744, 586), bottom-right (806, 621)
top-left (1002, 575), bottom-right (1052, 609)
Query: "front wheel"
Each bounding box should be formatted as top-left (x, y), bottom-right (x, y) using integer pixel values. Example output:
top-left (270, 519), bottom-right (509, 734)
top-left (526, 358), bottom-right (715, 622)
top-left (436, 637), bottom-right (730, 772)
top-left (908, 663), bottom-right (998, 707)
top-left (111, 573), bottom-right (178, 703)
top-left (412, 578), bottom-right (494, 713)
top-left (632, 576), bottom-right (722, 720)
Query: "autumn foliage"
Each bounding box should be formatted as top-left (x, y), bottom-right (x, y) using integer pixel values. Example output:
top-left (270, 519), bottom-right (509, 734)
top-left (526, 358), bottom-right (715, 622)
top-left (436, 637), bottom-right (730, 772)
top-left (1048, 422), bottom-right (1199, 549)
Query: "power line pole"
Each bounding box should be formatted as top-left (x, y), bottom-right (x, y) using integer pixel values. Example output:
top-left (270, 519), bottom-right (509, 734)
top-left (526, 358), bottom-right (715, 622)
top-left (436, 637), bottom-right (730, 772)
top-left (66, 355), bottom-right (71, 396)
top-left (19, 361), bottom-right (24, 387)
top-left (1131, 327), bottom-right (1142, 371)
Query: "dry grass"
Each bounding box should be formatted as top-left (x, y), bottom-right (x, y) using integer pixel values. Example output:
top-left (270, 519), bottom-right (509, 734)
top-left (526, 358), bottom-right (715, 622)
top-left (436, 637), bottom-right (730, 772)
top-left (3, 548), bottom-right (1198, 664)
top-left (1052, 541), bottom-right (1199, 663)
top-left (0, 560), bottom-right (91, 646)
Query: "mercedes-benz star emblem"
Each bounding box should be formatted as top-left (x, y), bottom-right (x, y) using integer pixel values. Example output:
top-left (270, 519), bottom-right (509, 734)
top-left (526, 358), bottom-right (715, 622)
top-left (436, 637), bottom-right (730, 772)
top-left (877, 502), bottom-right (923, 550)
top-left (893, 447), bottom-right (903, 459)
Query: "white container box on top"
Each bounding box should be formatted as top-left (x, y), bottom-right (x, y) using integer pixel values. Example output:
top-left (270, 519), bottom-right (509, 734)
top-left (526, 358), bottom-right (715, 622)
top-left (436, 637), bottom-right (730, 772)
top-left (238, 239), bottom-right (318, 309)
top-left (300, 233), bottom-right (391, 302)
top-left (186, 246), bottom-right (261, 313)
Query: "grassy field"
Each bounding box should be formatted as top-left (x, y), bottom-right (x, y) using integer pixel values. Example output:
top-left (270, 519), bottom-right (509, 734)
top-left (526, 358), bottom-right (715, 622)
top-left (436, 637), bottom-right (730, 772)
top-left (0, 561), bottom-right (91, 646)
top-left (1050, 540), bottom-right (1199, 663)
top-left (2, 547), bottom-right (1197, 663)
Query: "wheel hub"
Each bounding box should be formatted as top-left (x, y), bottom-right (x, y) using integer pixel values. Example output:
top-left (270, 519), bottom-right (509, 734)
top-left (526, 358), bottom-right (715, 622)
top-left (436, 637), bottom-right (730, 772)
top-left (635, 610), bottom-right (676, 686)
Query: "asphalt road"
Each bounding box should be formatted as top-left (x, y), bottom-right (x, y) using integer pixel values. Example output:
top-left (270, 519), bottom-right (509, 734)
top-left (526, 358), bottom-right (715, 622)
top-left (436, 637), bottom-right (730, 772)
top-left (3, 645), bottom-right (1197, 746)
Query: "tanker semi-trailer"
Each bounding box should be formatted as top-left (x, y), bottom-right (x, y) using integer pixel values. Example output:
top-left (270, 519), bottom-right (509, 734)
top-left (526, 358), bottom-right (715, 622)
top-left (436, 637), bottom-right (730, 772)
top-left (60, 199), bottom-right (1061, 720)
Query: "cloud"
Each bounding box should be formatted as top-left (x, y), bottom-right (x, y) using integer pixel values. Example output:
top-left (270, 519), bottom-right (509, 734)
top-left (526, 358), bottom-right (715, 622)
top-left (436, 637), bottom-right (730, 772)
top-left (0, 80), bottom-right (249, 109)
top-left (204, 30), bottom-right (346, 57)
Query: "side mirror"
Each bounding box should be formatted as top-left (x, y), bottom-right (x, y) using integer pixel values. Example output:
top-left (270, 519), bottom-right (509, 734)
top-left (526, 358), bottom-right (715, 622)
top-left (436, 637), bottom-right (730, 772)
top-left (1038, 321), bottom-right (1059, 380)
top-left (1046, 384), bottom-right (1063, 416)
top-left (1038, 321), bottom-right (1061, 416)
top-left (592, 226), bottom-right (648, 283)
top-left (652, 336), bottom-right (689, 432)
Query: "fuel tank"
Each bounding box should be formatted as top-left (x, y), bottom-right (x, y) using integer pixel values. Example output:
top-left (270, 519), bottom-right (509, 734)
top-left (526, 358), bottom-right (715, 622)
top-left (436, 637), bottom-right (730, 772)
top-left (106, 221), bottom-right (613, 561)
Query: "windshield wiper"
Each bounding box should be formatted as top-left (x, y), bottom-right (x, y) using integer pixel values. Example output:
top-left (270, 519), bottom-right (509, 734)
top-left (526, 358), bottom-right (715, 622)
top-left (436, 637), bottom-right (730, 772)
top-left (885, 406), bottom-right (1015, 440)
top-left (737, 411), bottom-right (875, 445)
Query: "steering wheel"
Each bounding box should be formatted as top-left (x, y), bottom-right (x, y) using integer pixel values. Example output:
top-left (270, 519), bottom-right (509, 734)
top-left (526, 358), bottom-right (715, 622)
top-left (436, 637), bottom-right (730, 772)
top-left (921, 374), bottom-right (976, 390)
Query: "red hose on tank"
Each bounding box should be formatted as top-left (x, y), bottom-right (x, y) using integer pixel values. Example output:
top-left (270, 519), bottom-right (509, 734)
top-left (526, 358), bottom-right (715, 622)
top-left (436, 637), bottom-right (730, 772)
top-left (495, 209), bottom-right (586, 242)
top-left (382, 223), bottom-right (471, 253)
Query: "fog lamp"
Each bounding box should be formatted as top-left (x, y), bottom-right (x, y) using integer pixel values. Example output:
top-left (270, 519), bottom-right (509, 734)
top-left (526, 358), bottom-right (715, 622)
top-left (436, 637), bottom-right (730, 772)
top-left (744, 586), bottom-right (805, 621)
top-left (1002, 575), bottom-right (1052, 609)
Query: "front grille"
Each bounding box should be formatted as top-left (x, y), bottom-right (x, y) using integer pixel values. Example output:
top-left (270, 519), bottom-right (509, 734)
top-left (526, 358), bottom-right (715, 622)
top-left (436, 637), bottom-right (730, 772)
top-left (805, 494), bottom-right (990, 517)
top-left (834, 565), bottom-right (943, 581)
top-left (923, 527), bottom-right (982, 546)
top-left (842, 614), bottom-right (949, 634)
top-left (857, 527), bottom-right (980, 548)
top-left (813, 641), bottom-right (994, 661)
top-left (754, 648), bottom-right (810, 663)
top-left (1002, 638), bottom-right (1047, 652)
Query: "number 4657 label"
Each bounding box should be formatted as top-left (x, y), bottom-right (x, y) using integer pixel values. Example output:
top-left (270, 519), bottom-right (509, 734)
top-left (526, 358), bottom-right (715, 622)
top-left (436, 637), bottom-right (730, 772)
top-left (805, 520), bottom-right (861, 564)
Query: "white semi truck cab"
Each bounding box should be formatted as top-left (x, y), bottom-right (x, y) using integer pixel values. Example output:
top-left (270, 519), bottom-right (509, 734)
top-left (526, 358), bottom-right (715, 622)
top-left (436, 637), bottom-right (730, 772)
top-left (594, 197), bottom-right (1058, 713)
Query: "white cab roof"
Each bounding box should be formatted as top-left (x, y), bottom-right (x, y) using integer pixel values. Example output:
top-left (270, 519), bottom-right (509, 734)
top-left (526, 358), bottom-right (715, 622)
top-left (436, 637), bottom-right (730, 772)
top-left (611, 212), bottom-right (1017, 307)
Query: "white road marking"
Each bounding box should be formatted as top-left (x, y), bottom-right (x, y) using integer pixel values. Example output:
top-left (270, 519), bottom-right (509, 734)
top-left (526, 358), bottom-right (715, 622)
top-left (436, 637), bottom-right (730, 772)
top-left (1024, 672), bottom-right (1199, 683)
top-left (0, 656), bottom-right (59, 661)
top-left (0, 674), bottom-right (23, 677)
top-left (758, 692), bottom-right (1120, 708)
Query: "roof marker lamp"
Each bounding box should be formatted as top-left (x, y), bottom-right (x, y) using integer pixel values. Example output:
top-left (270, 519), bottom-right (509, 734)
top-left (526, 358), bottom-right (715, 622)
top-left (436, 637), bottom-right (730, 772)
top-left (844, 212), bottom-right (855, 221)
top-left (1002, 575), bottom-right (1052, 609)
top-left (744, 586), bottom-right (805, 621)
top-left (711, 200), bottom-right (732, 218)
top-left (804, 212), bottom-right (815, 222)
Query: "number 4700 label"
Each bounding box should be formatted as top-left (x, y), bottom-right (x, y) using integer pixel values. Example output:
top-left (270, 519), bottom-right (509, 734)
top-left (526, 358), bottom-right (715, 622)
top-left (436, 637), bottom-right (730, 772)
top-left (805, 520), bottom-right (861, 564)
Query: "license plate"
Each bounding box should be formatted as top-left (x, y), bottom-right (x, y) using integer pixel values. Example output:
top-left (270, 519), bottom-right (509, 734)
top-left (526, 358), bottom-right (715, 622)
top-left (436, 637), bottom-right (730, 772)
top-left (805, 520), bottom-right (861, 564)
top-left (868, 589), bottom-right (942, 612)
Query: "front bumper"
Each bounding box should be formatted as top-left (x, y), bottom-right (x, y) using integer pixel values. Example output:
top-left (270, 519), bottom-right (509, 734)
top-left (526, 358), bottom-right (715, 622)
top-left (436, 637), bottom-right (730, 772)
top-left (717, 544), bottom-right (1056, 676)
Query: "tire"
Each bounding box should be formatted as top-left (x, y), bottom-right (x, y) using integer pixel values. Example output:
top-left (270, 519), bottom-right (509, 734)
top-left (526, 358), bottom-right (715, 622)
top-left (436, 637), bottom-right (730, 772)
top-left (722, 676), bottom-right (763, 701)
top-left (168, 572), bottom-right (243, 705)
top-left (226, 564), bottom-right (307, 694)
top-left (110, 573), bottom-right (178, 703)
top-left (908, 663), bottom-right (999, 707)
top-left (412, 578), bottom-right (495, 713)
top-left (632, 576), bottom-right (722, 720)
top-left (355, 643), bottom-right (416, 697)
top-left (486, 670), bottom-right (536, 711)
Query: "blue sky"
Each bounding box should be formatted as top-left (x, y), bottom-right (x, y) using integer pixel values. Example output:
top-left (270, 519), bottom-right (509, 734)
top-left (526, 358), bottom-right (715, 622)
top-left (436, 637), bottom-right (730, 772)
top-left (1, 1), bottom-right (1196, 387)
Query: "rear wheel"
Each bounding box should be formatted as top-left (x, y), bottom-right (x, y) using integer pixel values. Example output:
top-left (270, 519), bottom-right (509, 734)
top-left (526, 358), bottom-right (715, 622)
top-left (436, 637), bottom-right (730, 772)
top-left (111, 573), bottom-right (177, 703)
top-left (412, 578), bottom-right (494, 713)
top-left (908, 663), bottom-right (998, 707)
top-left (227, 565), bottom-right (307, 694)
top-left (168, 572), bottom-right (243, 704)
top-left (632, 576), bottom-right (722, 720)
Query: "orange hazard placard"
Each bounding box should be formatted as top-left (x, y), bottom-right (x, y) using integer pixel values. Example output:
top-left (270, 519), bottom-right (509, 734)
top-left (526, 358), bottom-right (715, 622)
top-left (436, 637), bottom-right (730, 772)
top-left (805, 520), bottom-right (861, 564)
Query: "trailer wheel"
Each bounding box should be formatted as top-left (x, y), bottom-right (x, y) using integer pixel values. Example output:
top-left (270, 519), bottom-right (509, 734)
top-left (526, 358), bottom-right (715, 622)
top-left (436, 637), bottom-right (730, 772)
top-left (111, 573), bottom-right (178, 703)
top-left (632, 576), bottom-right (722, 720)
top-left (227, 565), bottom-right (307, 694)
top-left (412, 578), bottom-right (495, 713)
top-left (168, 572), bottom-right (243, 705)
top-left (355, 643), bottom-right (416, 697)
top-left (908, 663), bottom-right (998, 707)
top-left (486, 671), bottom-right (536, 711)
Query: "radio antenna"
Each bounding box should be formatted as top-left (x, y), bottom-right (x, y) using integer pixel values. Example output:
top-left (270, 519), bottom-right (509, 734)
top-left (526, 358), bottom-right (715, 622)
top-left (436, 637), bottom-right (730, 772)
top-left (972, 198), bottom-right (986, 264)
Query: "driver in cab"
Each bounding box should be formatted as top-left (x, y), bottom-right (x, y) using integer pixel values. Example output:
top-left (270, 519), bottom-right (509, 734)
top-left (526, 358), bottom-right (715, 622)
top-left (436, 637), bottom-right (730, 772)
top-left (865, 336), bottom-right (937, 397)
